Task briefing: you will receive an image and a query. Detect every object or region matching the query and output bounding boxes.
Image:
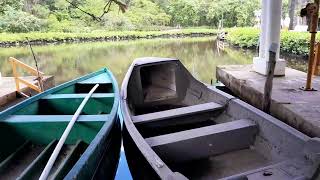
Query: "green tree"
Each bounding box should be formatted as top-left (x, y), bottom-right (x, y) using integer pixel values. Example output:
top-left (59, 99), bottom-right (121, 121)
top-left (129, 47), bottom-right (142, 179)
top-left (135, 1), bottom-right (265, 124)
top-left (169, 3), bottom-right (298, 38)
top-left (0, 0), bottom-right (24, 13)
top-left (207, 0), bottom-right (259, 27)
top-left (126, 0), bottom-right (171, 28)
top-left (0, 6), bottom-right (46, 32)
top-left (167, 0), bottom-right (200, 26)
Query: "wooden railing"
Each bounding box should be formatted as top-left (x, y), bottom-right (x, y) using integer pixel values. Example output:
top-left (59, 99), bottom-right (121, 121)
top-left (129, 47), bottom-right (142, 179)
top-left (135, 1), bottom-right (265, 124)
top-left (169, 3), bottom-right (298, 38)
top-left (9, 57), bottom-right (44, 95)
top-left (314, 43), bottom-right (320, 76)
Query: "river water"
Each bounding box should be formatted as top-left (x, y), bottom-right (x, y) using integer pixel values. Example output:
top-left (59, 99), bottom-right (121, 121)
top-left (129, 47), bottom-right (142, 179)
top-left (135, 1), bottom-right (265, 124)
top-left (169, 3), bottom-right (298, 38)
top-left (0, 37), bottom-right (309, 179)
top-left (0, 37), bottom-right (307, 85)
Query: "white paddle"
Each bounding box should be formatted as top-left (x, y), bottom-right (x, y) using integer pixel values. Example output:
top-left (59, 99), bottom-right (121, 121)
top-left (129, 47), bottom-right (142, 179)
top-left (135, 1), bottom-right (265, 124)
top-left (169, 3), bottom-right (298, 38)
top-left (39, 84), bottom-right (99, 180)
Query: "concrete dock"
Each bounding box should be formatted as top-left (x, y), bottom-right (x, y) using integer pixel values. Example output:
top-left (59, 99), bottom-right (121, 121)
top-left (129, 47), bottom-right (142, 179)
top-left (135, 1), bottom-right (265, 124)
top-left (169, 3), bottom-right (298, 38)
top-left (0, 76), bottom-right (54, 110)
top-left (216, 65), bottom-right (320, 137)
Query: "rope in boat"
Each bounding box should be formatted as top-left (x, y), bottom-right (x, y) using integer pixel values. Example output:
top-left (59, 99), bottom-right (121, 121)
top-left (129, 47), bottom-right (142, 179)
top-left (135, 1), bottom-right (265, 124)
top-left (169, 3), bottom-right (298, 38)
top-left (39, 84), bottom-right (99, 180)
top-left (222, 97), bottom-right (237, 109)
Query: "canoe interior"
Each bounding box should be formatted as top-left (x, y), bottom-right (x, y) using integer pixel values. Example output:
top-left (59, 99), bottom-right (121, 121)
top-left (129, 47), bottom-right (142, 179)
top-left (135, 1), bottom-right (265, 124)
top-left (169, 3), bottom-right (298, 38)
top-left (0, 70), bottom-right (116, 180)
top-left (124, 59), bottom-right (320, 180)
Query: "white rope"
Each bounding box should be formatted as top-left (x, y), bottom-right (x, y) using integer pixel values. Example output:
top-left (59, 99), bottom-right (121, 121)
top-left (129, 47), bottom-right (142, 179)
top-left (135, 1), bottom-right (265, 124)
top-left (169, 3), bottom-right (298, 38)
top-left (39, 84), bottom-right (99, 180)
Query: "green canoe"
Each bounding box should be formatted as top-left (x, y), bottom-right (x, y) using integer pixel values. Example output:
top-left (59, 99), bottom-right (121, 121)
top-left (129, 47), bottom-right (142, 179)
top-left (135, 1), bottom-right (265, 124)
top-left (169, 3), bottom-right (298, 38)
top-left (0, 68), bottom-right (120, 180)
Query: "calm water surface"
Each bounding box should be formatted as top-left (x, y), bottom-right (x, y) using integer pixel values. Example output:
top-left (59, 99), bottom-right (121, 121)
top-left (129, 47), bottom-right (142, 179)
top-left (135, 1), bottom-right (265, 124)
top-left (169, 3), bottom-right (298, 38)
top-left (0, 37), bottom-right (307, 85)
top-left (0, 37), bottom-right (308, 179)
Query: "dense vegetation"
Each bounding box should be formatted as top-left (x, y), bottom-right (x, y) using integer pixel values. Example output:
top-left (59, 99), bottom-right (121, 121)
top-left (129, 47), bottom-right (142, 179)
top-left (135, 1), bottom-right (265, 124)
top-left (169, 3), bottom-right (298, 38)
top-left (0, 29), bottom-right (217, 45)
top-left (0, 0), bottom-right (262, 33)
top-left (226, 27), bottom-right (311, 56)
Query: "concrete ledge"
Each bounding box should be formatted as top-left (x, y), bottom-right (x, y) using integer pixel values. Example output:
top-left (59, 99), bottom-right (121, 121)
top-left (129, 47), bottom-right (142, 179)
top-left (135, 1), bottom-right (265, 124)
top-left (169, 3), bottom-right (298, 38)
top-left (253, 57), bottom-right (286, 76)
top-left (216, 65), bottom-right (320, 137)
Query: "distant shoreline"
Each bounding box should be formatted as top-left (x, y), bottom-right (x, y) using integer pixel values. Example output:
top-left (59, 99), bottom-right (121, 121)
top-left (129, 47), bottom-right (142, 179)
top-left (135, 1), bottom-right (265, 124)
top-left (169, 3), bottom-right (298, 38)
top-left (0, 29), bottom-right (217, 47)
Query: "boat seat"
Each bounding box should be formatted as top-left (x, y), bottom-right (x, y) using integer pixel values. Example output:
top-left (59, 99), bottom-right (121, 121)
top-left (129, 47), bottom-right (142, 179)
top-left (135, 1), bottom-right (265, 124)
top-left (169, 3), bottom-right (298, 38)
top-left (132, 102), bottom-right (223, 126)
top-left (145, 119), bottom-right (258, 162)
top-left (1, 115), bottom-right (110, 144)
top-left (42, 93), bottom-right (114, 100)
top-left (2, 115), bottom-right (110, 123)
top-left (24, 93), bottom-right (115, 115)
top-left (77, 73), bottom-right (112, 84)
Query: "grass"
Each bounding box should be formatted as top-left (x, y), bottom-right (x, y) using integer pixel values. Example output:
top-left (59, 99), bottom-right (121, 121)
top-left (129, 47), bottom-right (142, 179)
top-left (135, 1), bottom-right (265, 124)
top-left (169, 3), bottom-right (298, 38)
top-left (0, 29), bottom-right (218, 44)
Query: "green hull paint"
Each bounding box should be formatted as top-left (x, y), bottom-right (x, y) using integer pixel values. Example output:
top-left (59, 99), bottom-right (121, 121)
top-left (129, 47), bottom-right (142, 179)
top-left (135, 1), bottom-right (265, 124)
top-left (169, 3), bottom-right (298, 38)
top-left (0, 68), bottom-right (120, 180)
top-left (15, 94), bottom-right (114, 115)
top-left (2, 120), bottom-right (105, 144)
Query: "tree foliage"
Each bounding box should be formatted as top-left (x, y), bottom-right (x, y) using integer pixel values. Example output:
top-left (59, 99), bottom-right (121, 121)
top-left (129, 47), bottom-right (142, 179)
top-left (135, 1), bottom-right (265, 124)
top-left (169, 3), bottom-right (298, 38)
top-left (207, 0), bottom-right (260, 27)
top-left (0, 0), bottom-right (290, 33)
top-left (167, 0), bottom-right (200, 26)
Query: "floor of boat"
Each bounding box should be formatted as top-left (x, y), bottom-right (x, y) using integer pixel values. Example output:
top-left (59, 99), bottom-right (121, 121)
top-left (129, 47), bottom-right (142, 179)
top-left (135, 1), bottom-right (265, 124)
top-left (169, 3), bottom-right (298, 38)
top-left (45, 145), bottom-right (75, 179)
top-left (1, 145), bottom-right (44, 180)
top-left (171, 148), bottom-right (274, 180)
top-left (0, 144), bottom-right (76, 180)
top-left (143, 86), bottom-right (177, 102)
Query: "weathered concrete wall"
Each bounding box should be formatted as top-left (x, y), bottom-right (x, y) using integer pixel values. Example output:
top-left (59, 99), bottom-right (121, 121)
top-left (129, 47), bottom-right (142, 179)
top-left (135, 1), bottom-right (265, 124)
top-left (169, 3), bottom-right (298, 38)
top-left (216, 65), bottom-right (320, 137)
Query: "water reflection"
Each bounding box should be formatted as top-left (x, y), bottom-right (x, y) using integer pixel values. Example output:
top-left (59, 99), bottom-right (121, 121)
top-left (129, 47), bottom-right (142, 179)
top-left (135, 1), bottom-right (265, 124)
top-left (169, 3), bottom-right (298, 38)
top-left (0, 37), bottom-right (308, 85)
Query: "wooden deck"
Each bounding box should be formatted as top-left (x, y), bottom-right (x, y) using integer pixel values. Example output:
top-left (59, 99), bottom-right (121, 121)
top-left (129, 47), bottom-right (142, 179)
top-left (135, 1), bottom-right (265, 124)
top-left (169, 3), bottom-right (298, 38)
top-left (216, 65), bottom-right (320, 137)
top-left (0, 76), bottom-right (54, 111)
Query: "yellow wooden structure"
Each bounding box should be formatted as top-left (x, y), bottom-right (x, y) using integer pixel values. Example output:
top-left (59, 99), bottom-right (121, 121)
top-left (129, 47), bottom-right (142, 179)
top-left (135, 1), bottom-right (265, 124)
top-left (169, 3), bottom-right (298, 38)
top-left (9, 57), bottom-right (44, 95)
top-left (314, 43), bottom-right (320, 76)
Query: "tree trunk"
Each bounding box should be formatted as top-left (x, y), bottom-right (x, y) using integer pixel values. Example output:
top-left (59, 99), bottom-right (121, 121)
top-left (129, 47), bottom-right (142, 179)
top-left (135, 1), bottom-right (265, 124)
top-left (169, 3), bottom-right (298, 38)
top-left (289, 0), bottom-right (296, 30)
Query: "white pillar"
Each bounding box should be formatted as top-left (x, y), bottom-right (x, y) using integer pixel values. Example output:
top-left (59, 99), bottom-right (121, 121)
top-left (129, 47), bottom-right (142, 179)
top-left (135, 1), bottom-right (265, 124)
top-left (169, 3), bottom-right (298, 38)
top-left (253, 0), bottom-right (286, 76)
top-left (259, 0), bottom-right (268, 59)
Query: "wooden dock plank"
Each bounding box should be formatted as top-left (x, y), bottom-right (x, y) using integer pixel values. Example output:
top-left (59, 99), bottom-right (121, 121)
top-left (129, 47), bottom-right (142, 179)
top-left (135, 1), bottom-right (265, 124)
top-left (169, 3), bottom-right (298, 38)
top-left (216, 65), bottom-right (320, 137)
top-left (0, 76), bottom-right (54, 110)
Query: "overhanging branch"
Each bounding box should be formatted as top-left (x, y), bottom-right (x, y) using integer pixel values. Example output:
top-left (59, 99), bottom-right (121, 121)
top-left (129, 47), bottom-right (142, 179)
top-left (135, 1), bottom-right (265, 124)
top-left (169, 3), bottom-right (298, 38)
top-left (65, 0), bottom-right (127, 21)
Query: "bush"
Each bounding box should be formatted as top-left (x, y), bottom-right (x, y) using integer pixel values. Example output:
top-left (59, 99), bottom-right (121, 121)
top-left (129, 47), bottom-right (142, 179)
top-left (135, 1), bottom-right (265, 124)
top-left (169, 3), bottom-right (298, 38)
top-left (226, 27), bottom-right (312, 56)
top-left (0, 7), bottom-right (46, 33)
top-left (101, 13), bottom-right (135, 31)
top-left (226, 27), bottom-right (260, 48)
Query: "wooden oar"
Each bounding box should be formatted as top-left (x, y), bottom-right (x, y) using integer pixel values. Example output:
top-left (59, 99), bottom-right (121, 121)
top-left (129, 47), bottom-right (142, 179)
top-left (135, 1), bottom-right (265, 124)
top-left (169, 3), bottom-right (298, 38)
top-left (39, 84), bottom-right (99, 180)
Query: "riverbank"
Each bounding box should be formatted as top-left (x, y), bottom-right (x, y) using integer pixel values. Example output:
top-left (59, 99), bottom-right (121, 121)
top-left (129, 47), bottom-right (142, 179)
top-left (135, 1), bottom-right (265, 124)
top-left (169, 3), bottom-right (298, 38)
top-left (0, 29), bottom-right (217, 47)
top-left (226, 27), bottom-right (312, 57)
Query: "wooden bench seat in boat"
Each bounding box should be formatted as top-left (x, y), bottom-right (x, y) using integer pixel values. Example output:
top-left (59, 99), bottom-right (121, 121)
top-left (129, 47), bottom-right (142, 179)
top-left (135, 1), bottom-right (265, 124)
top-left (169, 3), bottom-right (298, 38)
top-left (132, 102), bottom-right (223, 126)
top-left (41, 93), bottom-right (114, 100)
top-left (145, 119), bottom-right (258, 162)
top-left (12, 93), bottom-right (114, 116)
top-left (1, 115), bottom-right (111, 144)
top-left (76, 73), bottom-right (112, 84)
top-left (3, 114), bottom-right (110, 122)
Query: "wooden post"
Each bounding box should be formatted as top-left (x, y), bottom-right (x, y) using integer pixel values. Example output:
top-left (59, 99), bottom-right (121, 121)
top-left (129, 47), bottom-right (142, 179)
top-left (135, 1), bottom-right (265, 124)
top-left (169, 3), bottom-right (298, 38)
top-left (10, 59), bottom-right (20, 92)
top-left (314, 43), bottom-right (320, 75)
top-left (305, 0), bottom-right (319, 90)
top-left (263, 43), bottom-right (278, 113)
